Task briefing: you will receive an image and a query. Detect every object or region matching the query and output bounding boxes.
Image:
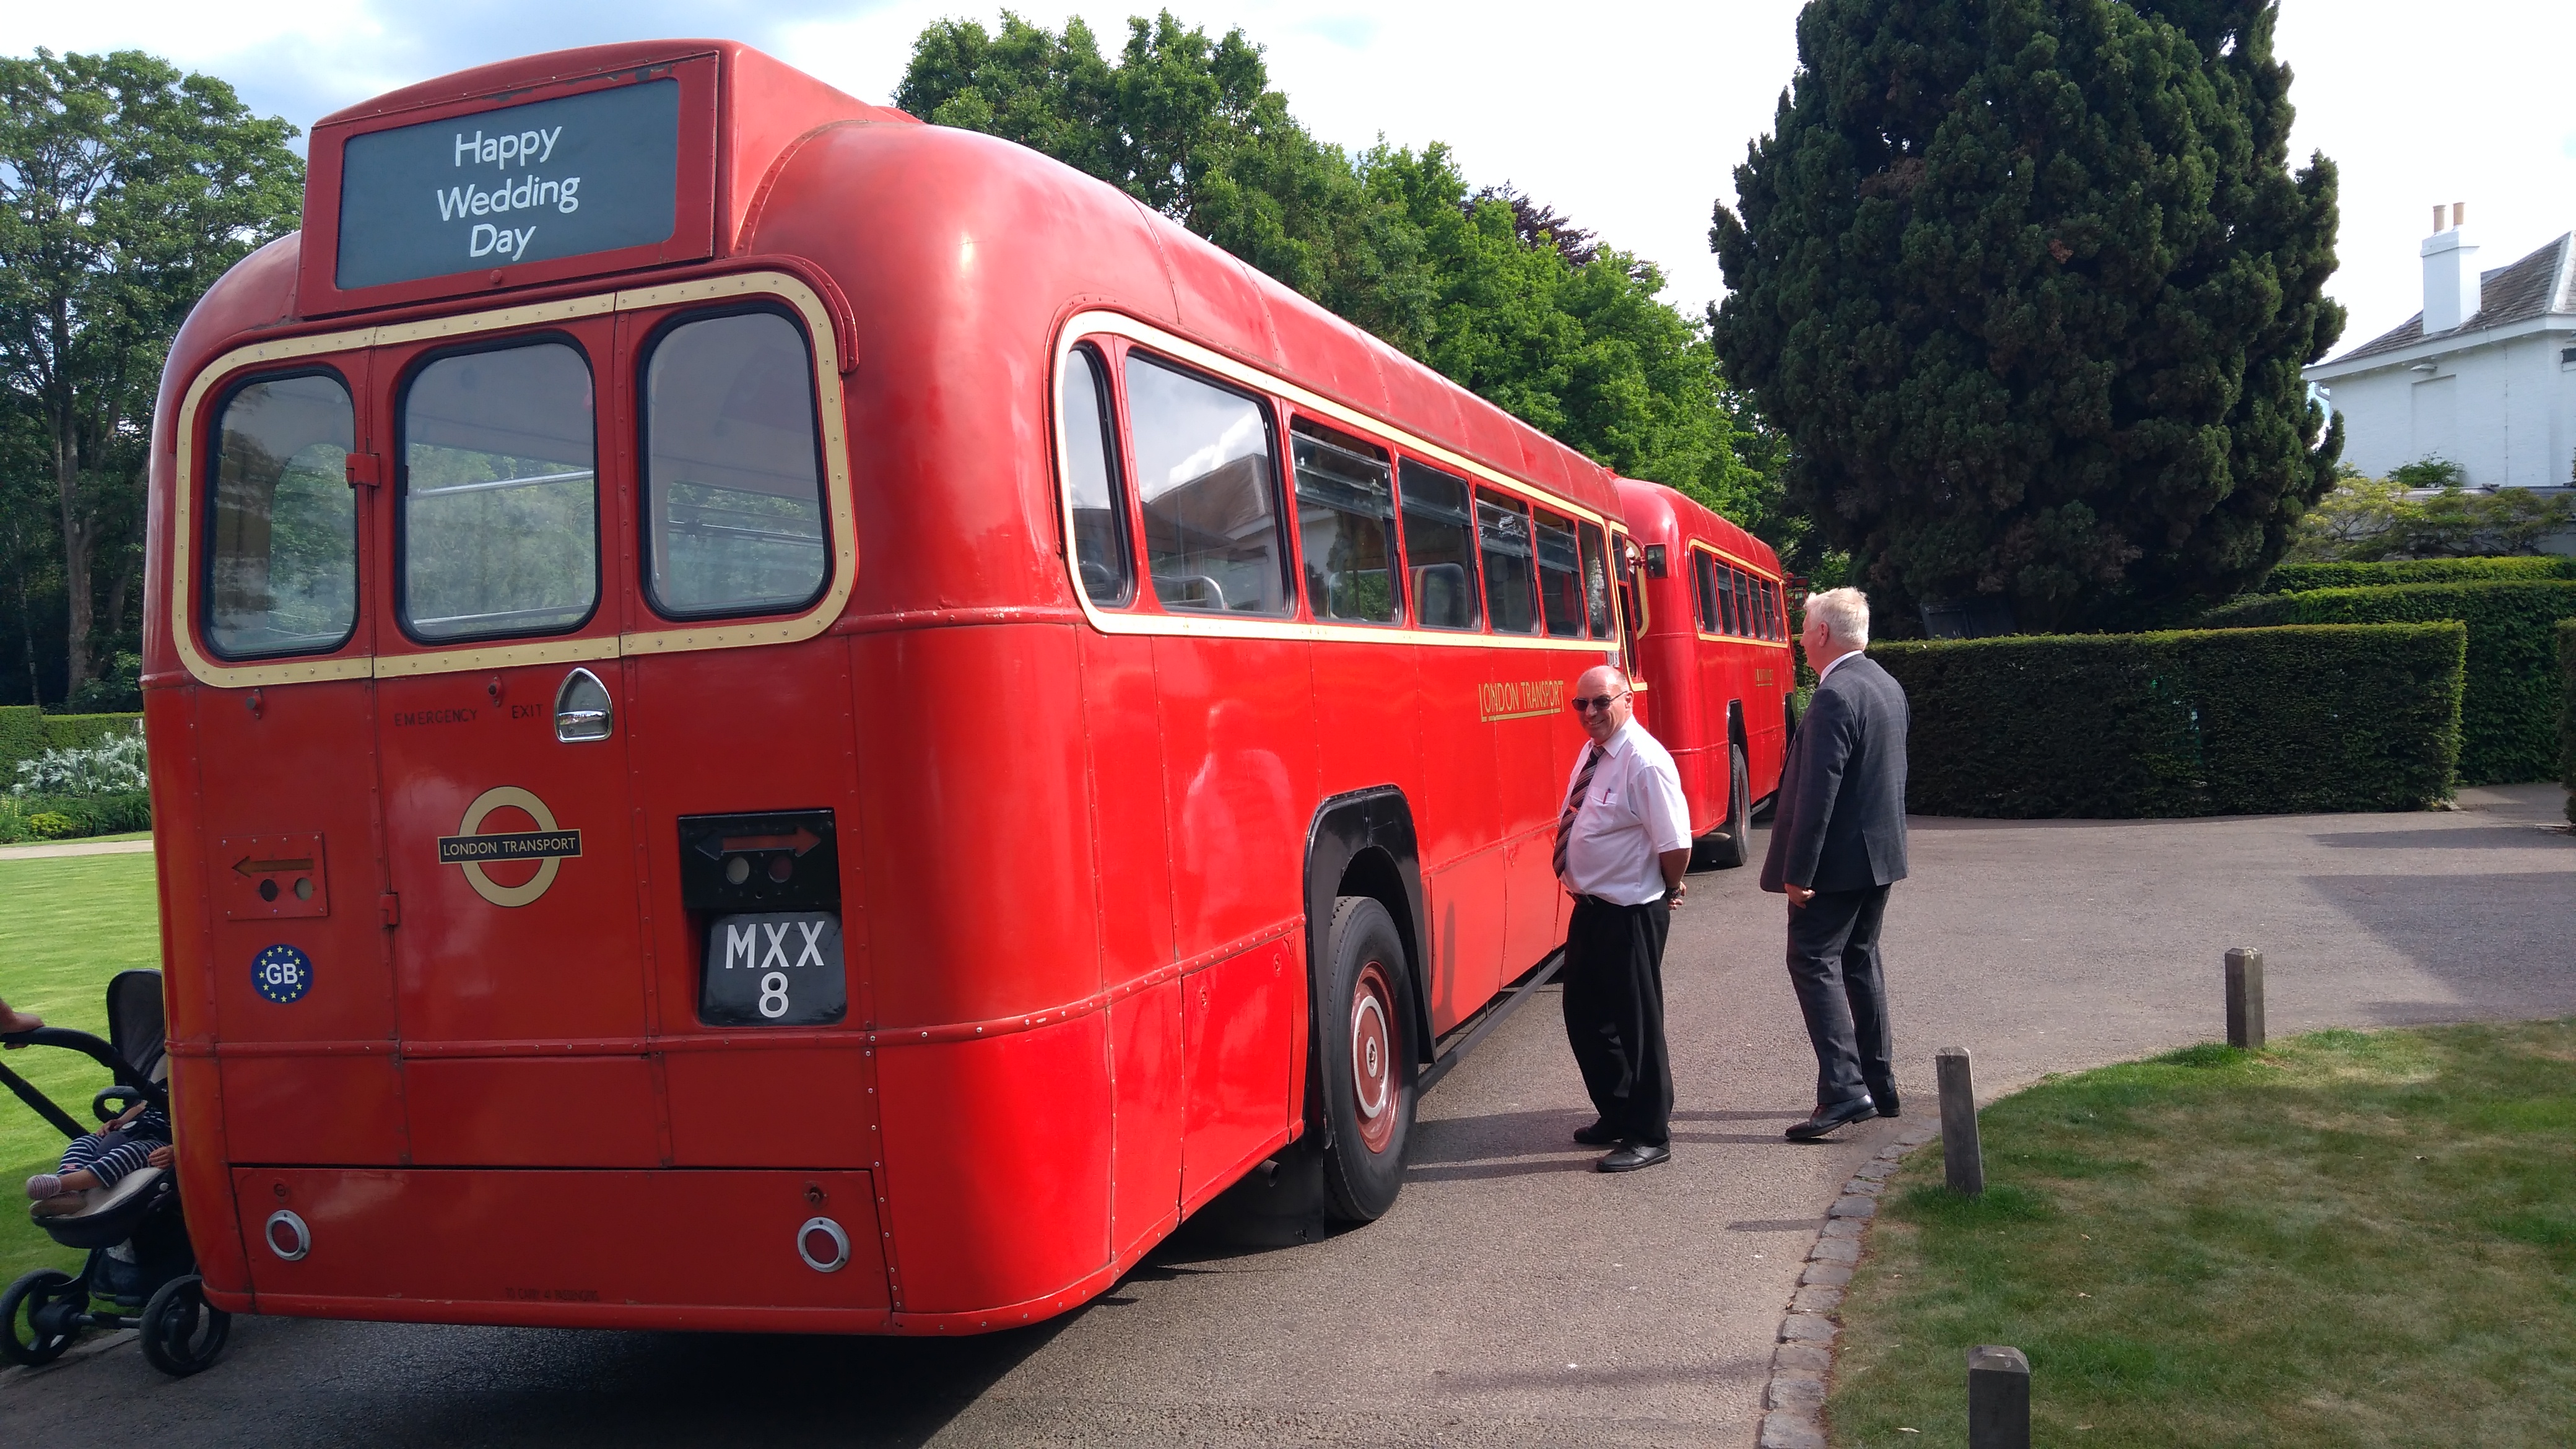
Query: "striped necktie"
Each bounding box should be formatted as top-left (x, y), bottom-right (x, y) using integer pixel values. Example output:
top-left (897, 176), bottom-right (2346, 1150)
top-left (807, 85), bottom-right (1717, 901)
top-left (1552, 743), bottom-right (1604, 882)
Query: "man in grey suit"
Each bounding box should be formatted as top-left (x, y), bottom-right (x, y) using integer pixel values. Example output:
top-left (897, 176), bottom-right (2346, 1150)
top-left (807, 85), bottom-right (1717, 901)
top-left (1761, 587), bottom-right (1910, 1141)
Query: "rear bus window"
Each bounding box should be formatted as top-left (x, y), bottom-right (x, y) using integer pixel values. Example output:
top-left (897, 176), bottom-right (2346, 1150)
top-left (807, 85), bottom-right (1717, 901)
top-left (205, 373), bottom-right (358, 658)
top-left (1060, 344), bottom-right (1132, 606)
top-left (1693, 551), bottom-right (1720, 634)
top-left (1398, 461), bottom-right (1479, 630)
top-left (1292, 422), bottom-right (1399, 624)
top-left (1125, 354), bottom-right (1289, 615)
top-left (1533, 508), bottom-right (1583, 638)
top-left (401, 341), bottom-right (598, 642)
top-left (641, 310), bottom-right (829, 619)
top-left (1578, 523), bottom-right (1612, 638)
top-left (1476, 491), bottom-right (1538, 635)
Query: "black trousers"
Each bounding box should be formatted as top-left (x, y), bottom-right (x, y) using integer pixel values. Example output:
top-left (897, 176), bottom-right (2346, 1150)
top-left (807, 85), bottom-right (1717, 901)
top-left (1560, 895), bottom-right (1674, 1146)
top-left (1785, 884), bottom-right (1895, 1110)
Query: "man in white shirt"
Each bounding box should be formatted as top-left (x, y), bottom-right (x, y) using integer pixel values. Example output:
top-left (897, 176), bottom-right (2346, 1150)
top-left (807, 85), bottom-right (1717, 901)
top-left (1554, 664), bottom-right (1694, 1172)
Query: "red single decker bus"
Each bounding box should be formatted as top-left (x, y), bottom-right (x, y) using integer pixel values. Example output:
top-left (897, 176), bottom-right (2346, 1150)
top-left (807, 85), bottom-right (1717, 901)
top-left (139, 40), bottom-right (1795, 1337)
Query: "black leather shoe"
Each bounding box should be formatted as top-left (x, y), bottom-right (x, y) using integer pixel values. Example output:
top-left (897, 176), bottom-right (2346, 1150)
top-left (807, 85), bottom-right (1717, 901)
top-left (1573, 1118), bottom-right (1621, 1146)
top-left (1595, 1141), bottom-right (1671, 1173)
top-left (1785, 1097), bottom-right (1878, 1141)
top-left (1871, 1088), bottom-right (1900, 1119)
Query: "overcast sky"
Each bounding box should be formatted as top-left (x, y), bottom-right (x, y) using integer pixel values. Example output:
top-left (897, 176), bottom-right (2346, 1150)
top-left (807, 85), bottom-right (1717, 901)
top-left (7, 1), bottom-right (2572, 352)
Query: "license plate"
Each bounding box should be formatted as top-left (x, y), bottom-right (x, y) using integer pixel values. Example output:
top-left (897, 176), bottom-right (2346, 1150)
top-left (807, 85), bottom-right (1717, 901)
top-left (700, 912), bottom-right (846, 1026)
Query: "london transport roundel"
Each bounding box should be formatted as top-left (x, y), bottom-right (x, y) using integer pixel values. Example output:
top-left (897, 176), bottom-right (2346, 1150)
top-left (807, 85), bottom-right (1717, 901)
top-left (252, 944), bottom-right (314, 1005)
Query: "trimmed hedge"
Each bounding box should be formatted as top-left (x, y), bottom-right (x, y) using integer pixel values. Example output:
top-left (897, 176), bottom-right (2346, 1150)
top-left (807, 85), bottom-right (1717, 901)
top-left (0, 791), bottom-right (150, 844)
top-left (1874, 624), bottom-right (2463, 818)
top-left (2201, 580), bottom-right (2576, 785)
top-left (2263, 557), bottom-right (2576, 593)
top-left (0, 704), bottom-right (143, 783)
top-left (2560, 620), bottom-right (2575, 824)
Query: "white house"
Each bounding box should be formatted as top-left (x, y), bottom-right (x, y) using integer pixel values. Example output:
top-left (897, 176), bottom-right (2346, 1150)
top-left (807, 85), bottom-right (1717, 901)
top-left (2304, 206), bottom-right (2576, 491)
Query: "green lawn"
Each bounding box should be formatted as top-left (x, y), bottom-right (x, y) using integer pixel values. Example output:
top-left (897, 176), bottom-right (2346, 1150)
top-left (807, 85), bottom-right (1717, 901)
top-left (1, 852), bottom-right (165, 1284)
top-left (1830, 1022), bottom-right (2576, 1447)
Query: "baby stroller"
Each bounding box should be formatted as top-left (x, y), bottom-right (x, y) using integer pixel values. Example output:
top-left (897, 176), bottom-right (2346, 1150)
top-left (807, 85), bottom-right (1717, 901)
top-left (1, 969), bottom-right (230, 1375)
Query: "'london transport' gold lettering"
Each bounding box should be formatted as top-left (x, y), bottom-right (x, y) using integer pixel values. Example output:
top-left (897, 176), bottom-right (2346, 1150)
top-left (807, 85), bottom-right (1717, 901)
top-left (1477, 679), bottom-right (1567, 723)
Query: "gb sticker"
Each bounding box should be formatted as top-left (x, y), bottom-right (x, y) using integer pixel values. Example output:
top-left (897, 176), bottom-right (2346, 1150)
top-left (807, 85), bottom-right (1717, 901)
top-left (253, 944), bottom-right (315, 1005)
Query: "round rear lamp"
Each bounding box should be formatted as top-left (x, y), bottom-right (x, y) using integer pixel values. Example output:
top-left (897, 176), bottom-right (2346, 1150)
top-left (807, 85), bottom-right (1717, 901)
top-left (265, 1209), bottom-right (311, 1261)
top-left (796, 1216), bottom-right (850, 1273)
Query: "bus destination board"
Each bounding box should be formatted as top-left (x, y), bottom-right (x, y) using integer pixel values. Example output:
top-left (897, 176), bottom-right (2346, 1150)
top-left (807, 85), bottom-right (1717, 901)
top-left (336, 79), bottom-right (682, 290)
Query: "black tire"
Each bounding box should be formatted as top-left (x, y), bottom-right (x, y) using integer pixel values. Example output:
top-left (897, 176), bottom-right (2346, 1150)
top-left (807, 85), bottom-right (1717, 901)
top-left (1313, 895), bottom-right (1417, 1222)
top-left (139, 1274), bottom-right (228, 1377)
top-left (2, 1268), bottom-right (80, 1367)
top-left (1697, 743), bottom-right (1753, 869)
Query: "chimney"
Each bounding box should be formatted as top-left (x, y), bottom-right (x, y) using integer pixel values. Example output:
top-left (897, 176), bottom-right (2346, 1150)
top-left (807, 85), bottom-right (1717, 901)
top-left (2421, 201), bottom-right (2480, 335)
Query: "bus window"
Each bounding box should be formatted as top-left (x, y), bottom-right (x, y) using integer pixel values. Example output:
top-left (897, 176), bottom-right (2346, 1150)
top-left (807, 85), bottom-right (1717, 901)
top-left (1742, 572), bottom-right (1764, 639)
top-left (206, 373), bottom-right (358, 659)
top-left (1058, 343), bottom-right (1131, 606)
top-left (641, 310), bottom-right (829, 619)
top-left (1398, 460), bottom-right (1479, 630)
top-left (1764, 578), bottom-right (1783, 639)
top-left (1692, 550), bottom-right (1719, 633)
top-left (1577, 522), bottom-right (1612, 638)
top-left (1532, 507), bottom-right (1583, 638)
top-left (1292, 421), bottom-right (1399, 624)
top-left (1126, 353), bottom-right (1289, 615)
top-left (401, 340), bottom-right (598, 641)
top-left (1713, 559), bottom-right (1736, 635)
top-left (1476, 490), bottom-right (1538, 634)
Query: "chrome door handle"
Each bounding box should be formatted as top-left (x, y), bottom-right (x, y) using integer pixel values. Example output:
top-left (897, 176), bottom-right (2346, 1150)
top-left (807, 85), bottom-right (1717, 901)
top-left (555, 668), bottom-right (613, 743)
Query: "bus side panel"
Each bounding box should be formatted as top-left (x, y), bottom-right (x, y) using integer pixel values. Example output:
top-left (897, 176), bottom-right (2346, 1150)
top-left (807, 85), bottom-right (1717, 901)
top-left (1081, 630), bottom-right (1182, 1258)
top-left (1424, 858), bottom-right (1505, 1035)
top-left (1153, 635), bottom-right (1316, 956)
top-left (853, 625), bottom-right (1097, 1030)
top-left (1414, 640), bottom-right (1503, 1029)
top-left (876, 1022), bottom-right (1113, 1315)
top-left (1107, 981), bottom-right (1183, 1258)
top-left (1180, 939), bottom-right (1297, 1210)
top-left (1497, 700), bottom-right (1562, 982)
top-left (1154, 635), bottom-right (1306, 1209)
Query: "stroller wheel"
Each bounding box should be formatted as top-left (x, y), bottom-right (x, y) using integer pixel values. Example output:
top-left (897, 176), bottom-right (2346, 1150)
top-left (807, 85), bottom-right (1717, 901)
top-left (139, 1274), bottom-right (229, 1377)
top-left (2, 1269), bottom-right (82, 1367)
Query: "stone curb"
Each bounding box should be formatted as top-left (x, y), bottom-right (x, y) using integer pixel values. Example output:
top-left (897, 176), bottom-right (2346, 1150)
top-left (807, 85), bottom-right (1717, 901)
top-left (1756, 1123), bottom-right (1936, 1449)
top-left (0, 1329), bottom-right (135, 1392)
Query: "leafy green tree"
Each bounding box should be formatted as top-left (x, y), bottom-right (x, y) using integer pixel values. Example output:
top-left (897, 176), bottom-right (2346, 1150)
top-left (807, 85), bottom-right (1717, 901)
top-left (897, 12), bottom-right (1790, 550)
top-left (0, 49), bottom-right (302, 696)
top-left (2286, 468), bottom-right (2576, 563)
top-left (1712, 0), bottom-right (2343, 631)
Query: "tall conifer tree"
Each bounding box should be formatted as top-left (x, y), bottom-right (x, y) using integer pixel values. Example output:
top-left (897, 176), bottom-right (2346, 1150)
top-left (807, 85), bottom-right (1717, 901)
top-left (1712, 0), bottom-right (2343, 630)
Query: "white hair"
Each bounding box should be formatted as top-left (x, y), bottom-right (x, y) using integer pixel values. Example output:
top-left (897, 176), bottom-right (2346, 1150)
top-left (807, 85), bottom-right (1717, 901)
top-left (1803, 587), bottom-right (1871, 648)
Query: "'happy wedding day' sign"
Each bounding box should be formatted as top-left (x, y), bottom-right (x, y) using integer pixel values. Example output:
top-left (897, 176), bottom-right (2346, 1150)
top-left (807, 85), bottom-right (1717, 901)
top-left (336, 79), bottom-right (682, 290)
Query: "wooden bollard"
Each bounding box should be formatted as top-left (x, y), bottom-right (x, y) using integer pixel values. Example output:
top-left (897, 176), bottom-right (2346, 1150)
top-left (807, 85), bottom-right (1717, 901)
top-left (1967, 1345), bottom-right (2031, 1449)
top-left (2226, 947), bottom-right (2265, 1049)
top-left (1936, 1046), bottom-right (1983, 1198)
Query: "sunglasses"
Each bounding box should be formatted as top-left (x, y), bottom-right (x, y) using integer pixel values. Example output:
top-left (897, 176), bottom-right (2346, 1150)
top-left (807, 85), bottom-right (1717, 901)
top-left (1569, 692), bottom-right (1630, 714)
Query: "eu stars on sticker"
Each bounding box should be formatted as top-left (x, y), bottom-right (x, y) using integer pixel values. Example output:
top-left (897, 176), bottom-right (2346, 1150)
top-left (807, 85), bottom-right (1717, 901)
top-left (253, 944), bottom-right (315, 1005)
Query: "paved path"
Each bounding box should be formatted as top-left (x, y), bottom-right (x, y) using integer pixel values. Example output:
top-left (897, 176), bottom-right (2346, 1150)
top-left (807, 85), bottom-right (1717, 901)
top-left (4, 786), bottom-right (2570, 1445)
top-left (0, 837), bottom-right (152, 861)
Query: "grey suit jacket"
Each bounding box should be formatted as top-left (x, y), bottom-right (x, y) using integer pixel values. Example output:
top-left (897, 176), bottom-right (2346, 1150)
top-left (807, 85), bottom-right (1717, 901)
top-left (1760, 653), bottom-right (1909, 895)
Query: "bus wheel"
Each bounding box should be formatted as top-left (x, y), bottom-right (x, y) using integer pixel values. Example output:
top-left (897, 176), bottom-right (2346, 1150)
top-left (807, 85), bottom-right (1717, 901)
top-left (1316, 895), bottom-right (1416, 1222)
top-left (1698, 744), bottom-right (1753, 870)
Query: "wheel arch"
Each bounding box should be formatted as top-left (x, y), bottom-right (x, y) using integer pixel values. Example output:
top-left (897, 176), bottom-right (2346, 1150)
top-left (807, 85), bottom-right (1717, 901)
top-left (1301, 788), bottom-right (1429, 1141)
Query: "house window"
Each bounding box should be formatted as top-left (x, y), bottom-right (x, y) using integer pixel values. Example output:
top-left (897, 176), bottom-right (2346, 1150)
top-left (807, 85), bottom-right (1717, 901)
top-left (2560, 346), bottom-right (2576, 370)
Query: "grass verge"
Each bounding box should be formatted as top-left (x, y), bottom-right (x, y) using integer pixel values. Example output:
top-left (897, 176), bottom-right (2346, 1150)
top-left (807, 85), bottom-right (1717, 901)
top-left (0, 853), bottom-right (164, 1285)
top-left (1830, 1021), bottom-right (2576, 1447)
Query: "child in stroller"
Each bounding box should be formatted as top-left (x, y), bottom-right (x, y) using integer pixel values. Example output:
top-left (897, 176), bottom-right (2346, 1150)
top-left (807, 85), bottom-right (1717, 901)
top-left (1, 978), bottom-right (230, 1375)
top-left (27, 1097), bottom-right (175, 1216)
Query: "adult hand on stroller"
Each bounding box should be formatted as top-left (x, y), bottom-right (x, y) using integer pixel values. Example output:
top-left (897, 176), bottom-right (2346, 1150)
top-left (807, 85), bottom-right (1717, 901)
top-left (0, 994), bottom-right (41, 1041)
